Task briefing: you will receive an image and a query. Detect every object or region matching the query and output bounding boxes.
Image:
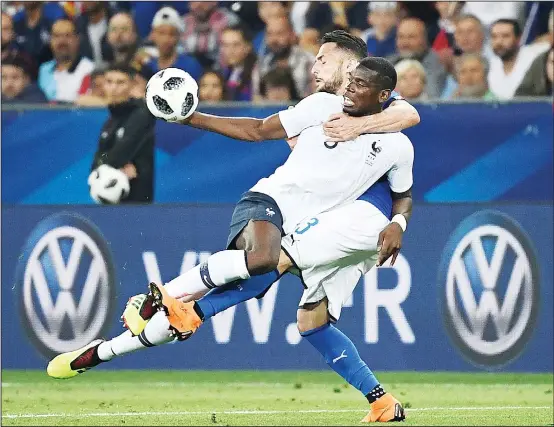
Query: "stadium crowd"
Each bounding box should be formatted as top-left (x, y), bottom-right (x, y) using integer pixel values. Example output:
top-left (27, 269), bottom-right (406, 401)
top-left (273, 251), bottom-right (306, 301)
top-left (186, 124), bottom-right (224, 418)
top-left (1, 1), bottom-right (552, 105)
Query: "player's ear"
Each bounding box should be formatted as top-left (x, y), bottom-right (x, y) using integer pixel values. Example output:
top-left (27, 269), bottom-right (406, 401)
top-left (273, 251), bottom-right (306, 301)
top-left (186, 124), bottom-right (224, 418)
top-left (379, 89), bottom-right (391, 103)
top-left (345, 58), bottom-right (358, 73)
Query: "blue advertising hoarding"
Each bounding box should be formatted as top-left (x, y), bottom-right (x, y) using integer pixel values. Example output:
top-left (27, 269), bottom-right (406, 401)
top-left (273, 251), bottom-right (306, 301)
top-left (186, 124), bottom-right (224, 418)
top-left (2, 101), bottom-right (552, 204)
top-left (2, 203), bottom-right (552, 372)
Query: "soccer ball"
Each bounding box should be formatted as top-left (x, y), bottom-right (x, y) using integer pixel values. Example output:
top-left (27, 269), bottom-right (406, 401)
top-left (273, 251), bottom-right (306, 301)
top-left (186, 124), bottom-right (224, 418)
top-left (145, 67), bottom-right (199, 122)
top-left (88, 164), bottom-right (130, 204)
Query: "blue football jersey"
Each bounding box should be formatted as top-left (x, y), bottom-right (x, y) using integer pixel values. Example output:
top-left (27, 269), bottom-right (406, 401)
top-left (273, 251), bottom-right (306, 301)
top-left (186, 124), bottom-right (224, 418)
top-left (357, 91), bottom-right (407, 219)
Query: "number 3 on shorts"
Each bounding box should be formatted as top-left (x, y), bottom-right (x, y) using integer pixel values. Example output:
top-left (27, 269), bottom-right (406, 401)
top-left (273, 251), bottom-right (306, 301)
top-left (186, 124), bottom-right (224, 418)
top-left (295, 217), bottom-right (319, 235)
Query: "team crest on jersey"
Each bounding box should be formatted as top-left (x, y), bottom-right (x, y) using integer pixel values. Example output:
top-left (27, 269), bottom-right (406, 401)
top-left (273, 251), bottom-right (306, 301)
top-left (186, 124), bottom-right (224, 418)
top-left (371, 141), bottom-right (382, 154)
top-left (365, 141), bottom-right (381, 166)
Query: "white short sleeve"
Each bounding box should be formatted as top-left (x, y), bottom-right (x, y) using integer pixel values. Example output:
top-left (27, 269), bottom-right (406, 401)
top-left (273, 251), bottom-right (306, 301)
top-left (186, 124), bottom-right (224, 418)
top-left (278, 92), bottom-right (343, 138)
top-left (387, 137), bottom-right (414, 193)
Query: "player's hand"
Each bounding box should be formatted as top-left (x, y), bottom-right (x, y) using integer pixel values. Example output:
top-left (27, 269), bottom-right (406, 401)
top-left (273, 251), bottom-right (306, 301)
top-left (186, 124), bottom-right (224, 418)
top-left (323, 113), bottom-right (366, 142)
top-left (376, 222), bottom-right (404, 267)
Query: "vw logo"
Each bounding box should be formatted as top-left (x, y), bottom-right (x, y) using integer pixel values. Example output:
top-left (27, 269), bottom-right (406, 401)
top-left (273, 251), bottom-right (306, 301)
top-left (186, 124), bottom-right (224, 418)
top-left (16, 212), bottom-right (115, 358)
top-left (438, 210), bottom-right (539, 368)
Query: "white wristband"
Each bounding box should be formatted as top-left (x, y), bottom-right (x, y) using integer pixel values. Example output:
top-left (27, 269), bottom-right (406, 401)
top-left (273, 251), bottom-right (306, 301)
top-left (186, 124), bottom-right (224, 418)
top-left (391, 214), bottom-right (407, 232)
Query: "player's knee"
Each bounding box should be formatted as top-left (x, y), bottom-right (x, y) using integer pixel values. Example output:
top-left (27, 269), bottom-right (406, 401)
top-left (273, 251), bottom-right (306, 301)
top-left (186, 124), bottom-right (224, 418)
top-left (245, 246), bottom-right (280, 275)
top-left (296, 310), bottom-right (326, 335)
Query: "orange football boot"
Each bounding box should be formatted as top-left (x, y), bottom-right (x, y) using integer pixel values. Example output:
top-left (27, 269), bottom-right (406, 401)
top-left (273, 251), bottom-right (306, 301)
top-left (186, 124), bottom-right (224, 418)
top-left (148, 282), bottom-right (203, 341)
top-left (361, 393), bottom-right (405, 423)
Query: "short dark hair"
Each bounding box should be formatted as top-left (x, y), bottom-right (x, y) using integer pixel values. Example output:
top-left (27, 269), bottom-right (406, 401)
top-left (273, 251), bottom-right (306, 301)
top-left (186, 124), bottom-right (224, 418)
top-left (321, 30), bottom-right (367, 59)
top-left (492, 18), bottom-right (521, 37)
top-left (1, 52), bottom-right (34, 78)
top-left (52, 18), bottom-right (77, 34)
top-left (105, 62), bottom-right (136, 78)
top-left (357, 56), bottom-right (397, 91)
top-left (223, 23), bottom-right (253, 44)
top-left (260, 67), bottom-right (300, 101)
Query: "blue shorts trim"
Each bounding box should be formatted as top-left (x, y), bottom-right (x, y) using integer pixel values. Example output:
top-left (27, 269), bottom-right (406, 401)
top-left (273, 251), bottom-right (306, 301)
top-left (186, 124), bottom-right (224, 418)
top-left (226, 191), bottom-right (284, 249)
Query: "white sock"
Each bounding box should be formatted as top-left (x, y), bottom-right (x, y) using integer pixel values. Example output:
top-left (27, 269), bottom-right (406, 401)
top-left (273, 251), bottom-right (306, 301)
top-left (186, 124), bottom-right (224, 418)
top-left (97, 312), bottom-right (174, 361)
top-left (164, 249), bottom-right (250, 299)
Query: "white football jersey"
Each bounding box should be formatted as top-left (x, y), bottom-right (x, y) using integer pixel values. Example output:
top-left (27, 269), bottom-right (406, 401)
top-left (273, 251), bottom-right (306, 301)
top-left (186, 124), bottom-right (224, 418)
top-left (250, 92), bottom-right (414, 234)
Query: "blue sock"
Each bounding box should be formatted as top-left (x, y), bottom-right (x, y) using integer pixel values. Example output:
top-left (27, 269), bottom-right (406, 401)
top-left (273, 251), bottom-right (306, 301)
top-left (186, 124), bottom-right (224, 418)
top-left (196, 270), bottom-right (279, 320)
top-left (301, 323), bottom-right (382, 400)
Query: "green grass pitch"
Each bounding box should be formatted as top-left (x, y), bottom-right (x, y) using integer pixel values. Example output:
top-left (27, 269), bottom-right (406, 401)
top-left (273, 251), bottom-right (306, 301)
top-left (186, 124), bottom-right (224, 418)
top-left (2, 370), bottom-right (553, 426)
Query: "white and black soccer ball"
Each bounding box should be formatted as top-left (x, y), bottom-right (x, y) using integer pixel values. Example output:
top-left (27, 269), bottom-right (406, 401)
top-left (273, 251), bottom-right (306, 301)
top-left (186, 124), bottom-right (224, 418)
top-left (145, 67), bottom-right (199, 122)
top-left (88, 164), bottom-right (130, 204)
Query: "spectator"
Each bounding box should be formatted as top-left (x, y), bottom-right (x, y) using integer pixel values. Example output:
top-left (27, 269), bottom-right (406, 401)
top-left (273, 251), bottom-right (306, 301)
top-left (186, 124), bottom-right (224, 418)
top-left (76, 1), bottom-right (114, 67)
top-left (345, 1), bottom-right (372, 34)
top-left (76, 68), bottom-right (107, 106)
top-left (2, 12), bottom-right (16, 60)
top-left (430, 2), bottom-right (464, 76)
top-left (253, 16), bottom-right (314, 99)
top-left (12, 1), bottom-right (66, 66)
top-left (461, 2), bottom-right (525, 32)
top-left (452, 53), bottom-right (496, 100)
top-left (129, 1), bottom-right (189, 39)
top-left (220, 24), bottom-right (256, 101)
top-left (294, 2), bottom-right (334, 57)
top-left (389, 17), bottom-right (447, 98)
top-left (329, 1), bottom-right (371, 35)
top-left (38, 19), bottom-right (94, 103)
top-left (488, 19), bottom-right (550, 99)
top-left (441, 14), bottom-right (492, 99)
top-left (290, 2), bottom-right (333, 35)
top-left (259, 67), bottom-right (300, 102)
top-left (198, 70), bottom-right (227, 102)
top-left (454, 14), bottom-right (492, 58)
top-left (394, 59), bottom-right (428, 101)
top-left (515, 49), bottom-right (553, 97)
top-left (181, 1), bottom-right (240, 68)
top-left (430, 2), bottom-right (459, 51)
top-left (360, 2), bottom-right (398, 57)
top-left (141, 7), bottom-right (203, 81)
top-left (255, 1), bottom-right (289, 58)
top-left (91, 63), bottom-right (155, 204)
top-left (1, 53), bottom-right (47, 103)
top-left (106, 12), bottom-right (138, 65)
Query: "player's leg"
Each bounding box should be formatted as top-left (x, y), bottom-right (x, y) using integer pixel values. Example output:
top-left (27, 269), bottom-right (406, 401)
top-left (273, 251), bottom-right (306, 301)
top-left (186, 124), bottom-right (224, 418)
top-left (162, 192), bottom-right (284, 299)
top-left (123, 192), bottom-right (284, 338)
top-left (286, 203), bottom-right (404, 422)
top-left (194, 250), bottom-right (292, 320)
top-left (47, 311), bottom-right (174, 378)
top-left (297, 295), bottom-right (404, 423)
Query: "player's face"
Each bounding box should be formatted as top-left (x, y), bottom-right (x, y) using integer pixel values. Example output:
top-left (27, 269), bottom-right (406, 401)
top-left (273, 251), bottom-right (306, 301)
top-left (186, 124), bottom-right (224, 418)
top-left (104, 70), bottom-right (133, 105)
top-left (342, 67), bottom-right (389, 117)
top-left (312, 43), bottom-right (355, 95)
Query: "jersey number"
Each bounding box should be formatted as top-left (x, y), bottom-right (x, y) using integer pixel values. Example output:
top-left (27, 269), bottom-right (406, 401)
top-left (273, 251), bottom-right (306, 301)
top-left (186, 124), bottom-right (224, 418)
top-left (295, 218), bottom-right (319, 235)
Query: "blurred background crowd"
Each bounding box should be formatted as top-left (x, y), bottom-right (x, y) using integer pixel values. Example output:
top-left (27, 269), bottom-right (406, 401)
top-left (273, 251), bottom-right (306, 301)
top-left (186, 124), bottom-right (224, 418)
top-left (1, 1), bottom-right (552, 106)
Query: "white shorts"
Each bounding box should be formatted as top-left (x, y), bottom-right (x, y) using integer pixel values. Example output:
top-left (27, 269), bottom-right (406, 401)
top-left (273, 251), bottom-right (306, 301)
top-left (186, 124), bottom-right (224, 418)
top-left (281, 200), bottom-right (390, 321)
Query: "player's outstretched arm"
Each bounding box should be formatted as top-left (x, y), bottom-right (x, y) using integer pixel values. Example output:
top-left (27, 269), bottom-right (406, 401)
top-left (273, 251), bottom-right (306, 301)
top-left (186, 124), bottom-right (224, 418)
top-left (181, 112), bottom-right (288, 142)
top-left (376, 188), bottom-right (413, 267)
top-left (323, 101), bottom-right (420, 142)
top-left (181, 92), bottom-right (343, 144)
